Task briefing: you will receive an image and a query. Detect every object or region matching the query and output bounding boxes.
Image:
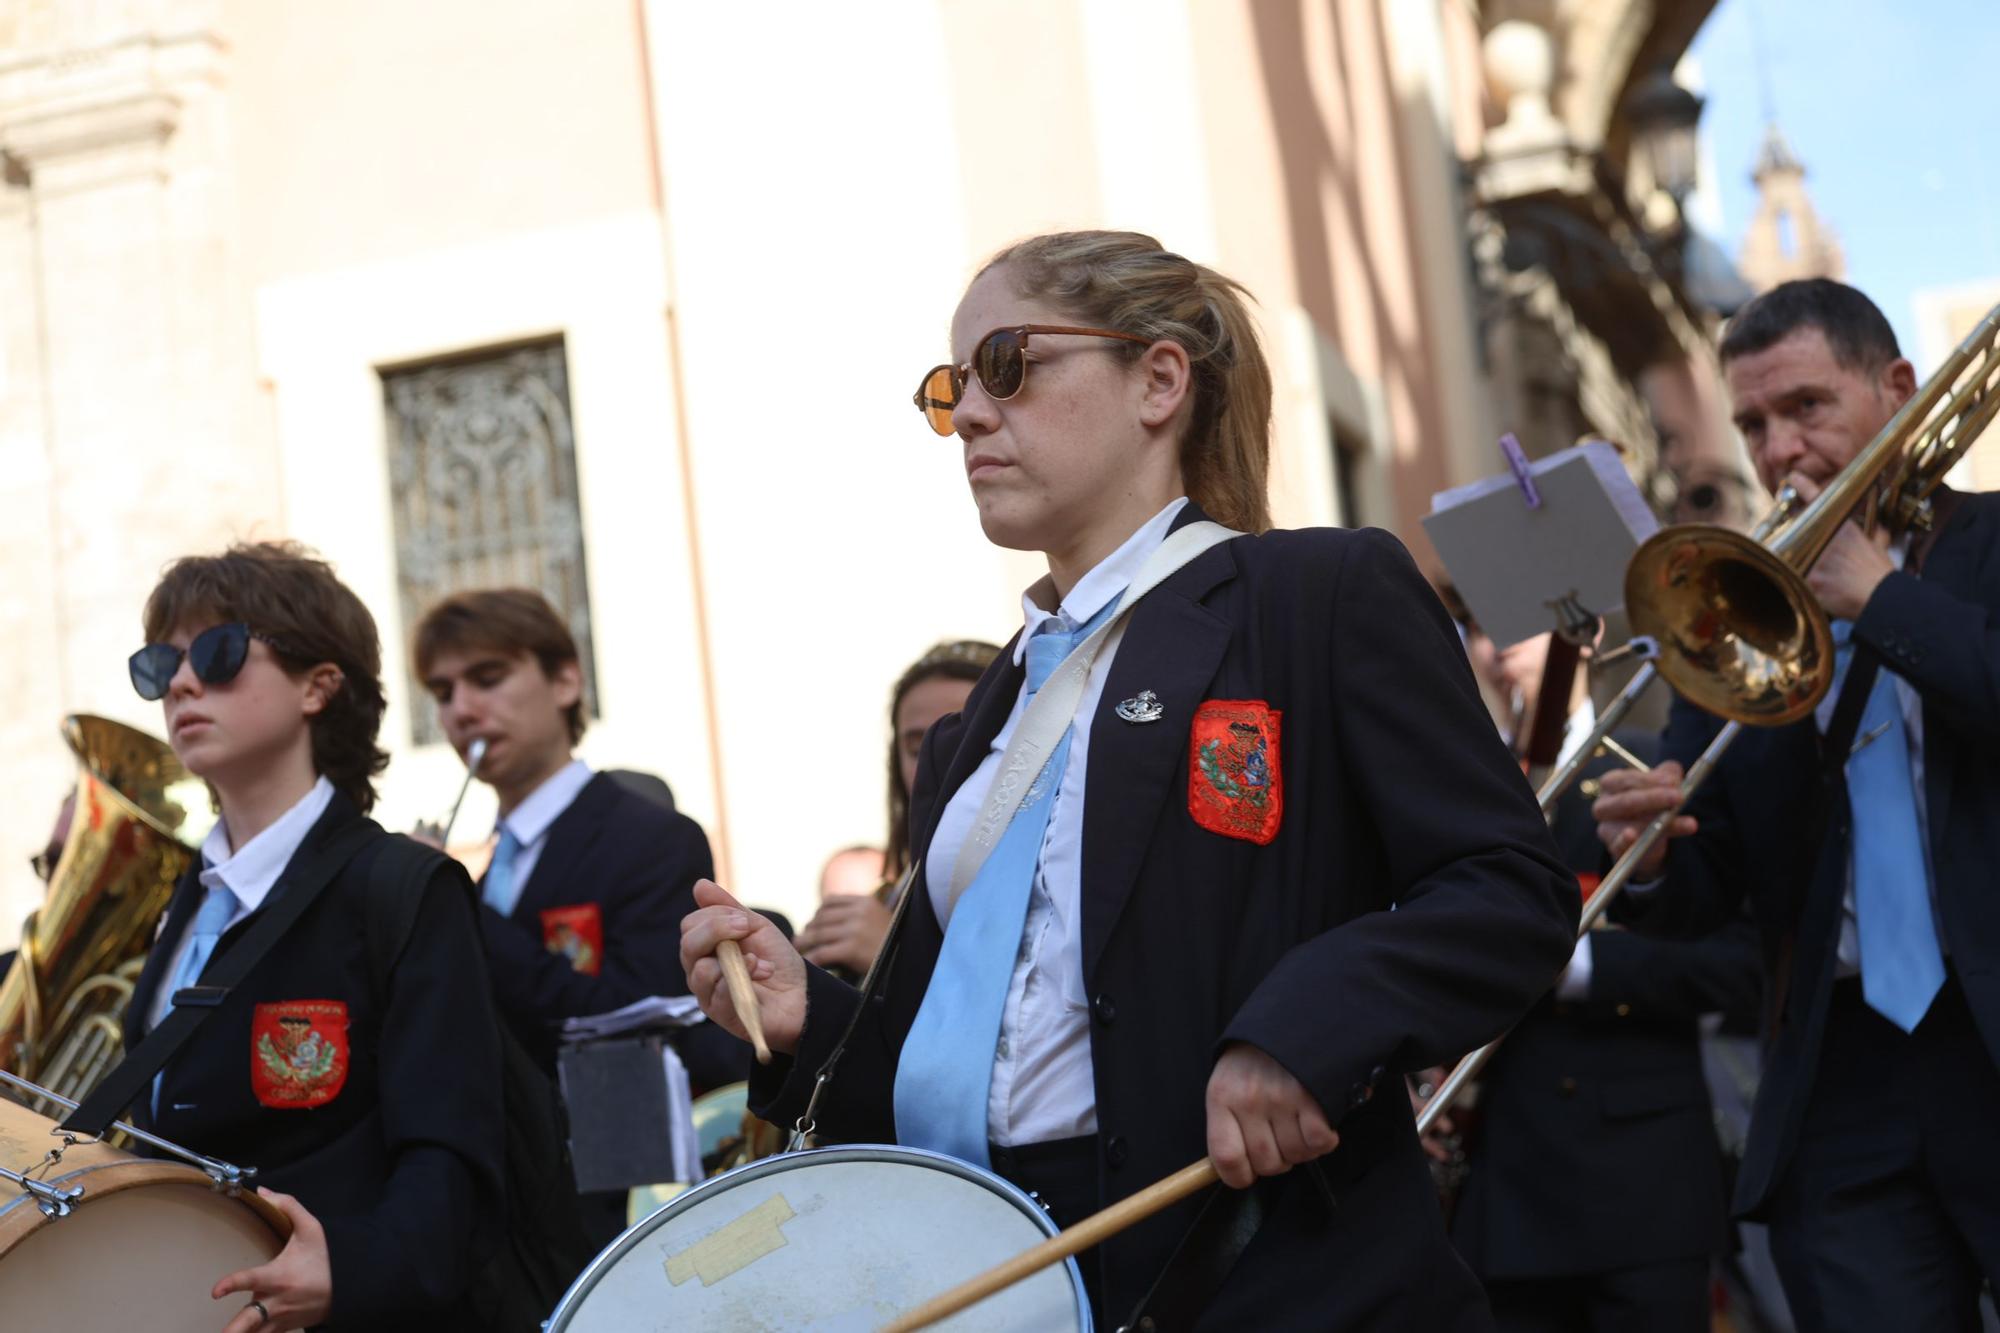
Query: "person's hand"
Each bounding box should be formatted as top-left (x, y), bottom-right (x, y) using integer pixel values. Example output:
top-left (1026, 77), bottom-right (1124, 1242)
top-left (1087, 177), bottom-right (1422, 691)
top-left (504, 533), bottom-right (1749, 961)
top-left (795, 895), bottom-right (894, 973)
top-left (1205, 1043), bottom-right (1340, 1190)
top-left (214, 1190), bottom-right (331, 1332)
top-left (1789, 471), bottom-right (1896, 622)
top-left (1592, 762), bottom-right (1696, 879)
top-left (1406, 1066), bottom-right (1455, 1163)
top-left (680, 880), bottom-right (807, 1056)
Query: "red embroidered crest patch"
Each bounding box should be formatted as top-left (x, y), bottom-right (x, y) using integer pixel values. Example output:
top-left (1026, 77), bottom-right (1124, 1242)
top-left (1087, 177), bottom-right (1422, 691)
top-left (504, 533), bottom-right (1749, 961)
top-left (251, 1000), bottom-right (349, 1109)
top-left (1188, 700), bottom-right (1283, 845)
top-left (540, 903), bottom-right (604, 976)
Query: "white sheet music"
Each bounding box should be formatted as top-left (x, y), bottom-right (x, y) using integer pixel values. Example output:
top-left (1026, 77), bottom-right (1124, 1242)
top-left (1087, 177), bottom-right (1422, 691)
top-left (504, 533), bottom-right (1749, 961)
top-left (1424, 440), bottom-right (1660, 649)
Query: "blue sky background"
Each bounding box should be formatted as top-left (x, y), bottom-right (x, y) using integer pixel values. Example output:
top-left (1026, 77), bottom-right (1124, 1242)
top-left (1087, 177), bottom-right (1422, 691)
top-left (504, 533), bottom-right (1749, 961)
top-left (1685, 0), bottom-right (2000, 366)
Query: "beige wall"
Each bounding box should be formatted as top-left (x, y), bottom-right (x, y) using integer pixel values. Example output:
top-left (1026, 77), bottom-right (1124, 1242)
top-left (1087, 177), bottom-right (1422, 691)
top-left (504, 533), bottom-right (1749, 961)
top-left (2, 0), bottom-right (1508, 939)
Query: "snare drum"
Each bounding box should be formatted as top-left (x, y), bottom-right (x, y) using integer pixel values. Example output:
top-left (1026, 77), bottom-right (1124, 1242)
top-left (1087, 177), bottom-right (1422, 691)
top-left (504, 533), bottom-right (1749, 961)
top-left (0, 1096), bottom-right (288, 1330)
top-left (553, 1144), bottom-right (1092, 1331)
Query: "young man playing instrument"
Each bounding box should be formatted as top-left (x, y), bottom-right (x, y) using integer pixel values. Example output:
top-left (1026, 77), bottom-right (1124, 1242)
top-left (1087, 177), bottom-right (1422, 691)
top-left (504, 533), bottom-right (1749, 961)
top-left (1596, 279), bottom-right (2000, 1331)
top-left (414, 587), bottom-right (733, 1242)
top-left (124, 541), bottom-right (502, 1332)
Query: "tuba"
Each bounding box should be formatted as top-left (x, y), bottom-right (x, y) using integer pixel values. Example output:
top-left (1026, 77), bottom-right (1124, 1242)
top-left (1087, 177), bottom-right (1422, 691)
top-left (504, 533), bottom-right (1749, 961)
top-left (0, 716), bottom-right (213, 1108)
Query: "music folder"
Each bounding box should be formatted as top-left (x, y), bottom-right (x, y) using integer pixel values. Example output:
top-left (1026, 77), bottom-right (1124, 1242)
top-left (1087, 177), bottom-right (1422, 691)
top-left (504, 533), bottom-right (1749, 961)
top-left (1423, 439), bottom-right (1659, 649)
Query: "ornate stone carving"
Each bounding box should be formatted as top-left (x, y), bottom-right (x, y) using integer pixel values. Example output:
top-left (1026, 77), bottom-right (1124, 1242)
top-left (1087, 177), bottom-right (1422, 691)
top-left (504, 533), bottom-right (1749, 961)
top-left (383, 340), bottom-right (599, 745)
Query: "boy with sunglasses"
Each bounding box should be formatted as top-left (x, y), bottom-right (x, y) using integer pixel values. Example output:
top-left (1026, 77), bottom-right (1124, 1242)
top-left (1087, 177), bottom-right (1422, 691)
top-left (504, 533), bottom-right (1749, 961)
top-left (123, 542), bottom-right (503, 1333)
top-left (412, 587), bottom-right (735, 1243)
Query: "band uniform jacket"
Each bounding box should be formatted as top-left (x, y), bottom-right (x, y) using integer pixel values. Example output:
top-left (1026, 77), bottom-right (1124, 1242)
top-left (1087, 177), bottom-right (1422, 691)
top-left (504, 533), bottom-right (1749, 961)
top-left (751, 508), bottom-right (1579, 1329)
top-left (125, 795), bottom-right (505, 1330)
top-left (1452, 733), bottom-right (1762, 1280)
top-left (1625, 489), bottom-right (2000, 1217)
top-left (477, 771), bottom-right (741, 1087)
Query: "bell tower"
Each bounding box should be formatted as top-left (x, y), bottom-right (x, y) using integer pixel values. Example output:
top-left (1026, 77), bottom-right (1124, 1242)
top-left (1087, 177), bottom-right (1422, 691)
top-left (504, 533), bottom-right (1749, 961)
top-left (1738, 123), bottom-right (1845, 292)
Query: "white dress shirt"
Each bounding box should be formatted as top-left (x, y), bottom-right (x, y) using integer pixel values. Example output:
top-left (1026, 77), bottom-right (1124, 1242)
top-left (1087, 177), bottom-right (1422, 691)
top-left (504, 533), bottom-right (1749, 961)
top-left (925, 496), bottom-right (1188, 1146)
top-left (1554, 698), bottom-right (1600, 1001)
top-left (493, 758), bottom-right (594, 907)
top-left (147, 776), bottom-right (335, 1030)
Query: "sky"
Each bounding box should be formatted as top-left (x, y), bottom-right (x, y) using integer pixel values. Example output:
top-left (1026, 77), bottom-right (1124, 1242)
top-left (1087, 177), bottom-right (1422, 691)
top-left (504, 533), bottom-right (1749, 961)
top-left (1684, 0), bottom-right (2000, 367)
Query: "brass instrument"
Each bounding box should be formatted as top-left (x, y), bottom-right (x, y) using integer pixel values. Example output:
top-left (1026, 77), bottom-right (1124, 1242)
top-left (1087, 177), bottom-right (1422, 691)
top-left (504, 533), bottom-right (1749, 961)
top-left (1423, 301), bottom-right (2000, 1136)
top-left (0, 716), bottom-right (212, 1109)
top-left (1532, 484), bottom-right (1805, 817)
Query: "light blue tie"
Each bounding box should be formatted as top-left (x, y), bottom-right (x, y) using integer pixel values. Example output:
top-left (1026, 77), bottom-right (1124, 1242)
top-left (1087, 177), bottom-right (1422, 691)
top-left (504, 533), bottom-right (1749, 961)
top-left (1834, 620), bottom-right (1945, 1032)
top-left (894, 598), bottom-right (1119, 1167)
top-left (482, 827), bottom-right (525, 917)
top-left (152, 882), bottom-right (238, 1115)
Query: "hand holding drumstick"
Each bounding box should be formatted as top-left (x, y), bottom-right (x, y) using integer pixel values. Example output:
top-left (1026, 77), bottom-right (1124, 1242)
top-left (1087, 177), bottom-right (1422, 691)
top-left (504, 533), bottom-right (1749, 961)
top-left (680, 880), bottom-right (805, 1060)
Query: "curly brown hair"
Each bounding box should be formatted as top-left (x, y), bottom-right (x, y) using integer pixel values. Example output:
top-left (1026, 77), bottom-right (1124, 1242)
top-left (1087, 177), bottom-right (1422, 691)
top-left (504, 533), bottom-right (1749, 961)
top-left (142, 541), bottom-right (390, 813)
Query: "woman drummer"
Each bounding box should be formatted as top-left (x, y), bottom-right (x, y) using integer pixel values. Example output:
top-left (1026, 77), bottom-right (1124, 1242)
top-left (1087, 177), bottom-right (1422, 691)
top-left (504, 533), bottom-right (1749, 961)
top-left (682, 230), bottom-right (1576, 1328)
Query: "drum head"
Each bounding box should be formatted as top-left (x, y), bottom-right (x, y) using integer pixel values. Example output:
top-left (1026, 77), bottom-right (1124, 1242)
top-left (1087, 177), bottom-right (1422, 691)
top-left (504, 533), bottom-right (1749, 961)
top-left (0, 1095), bottom-right (287, 1330)
top-left (551, 1145), bottom-right (1091, 1331)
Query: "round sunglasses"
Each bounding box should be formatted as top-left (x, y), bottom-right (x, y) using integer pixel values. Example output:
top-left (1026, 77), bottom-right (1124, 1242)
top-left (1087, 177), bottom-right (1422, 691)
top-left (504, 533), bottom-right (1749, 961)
top-left (912, 324), bottom-right (1150, 436)
top-left (129, 622), bottom-right (290, 701)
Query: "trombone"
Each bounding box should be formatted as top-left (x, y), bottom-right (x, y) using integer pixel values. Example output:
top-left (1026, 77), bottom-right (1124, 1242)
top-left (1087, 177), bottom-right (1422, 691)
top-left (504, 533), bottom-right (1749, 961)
top-left (1528, 484), bottom-right (1803, 817)
top-left (1423, 300), bottom-right (2000, 1136)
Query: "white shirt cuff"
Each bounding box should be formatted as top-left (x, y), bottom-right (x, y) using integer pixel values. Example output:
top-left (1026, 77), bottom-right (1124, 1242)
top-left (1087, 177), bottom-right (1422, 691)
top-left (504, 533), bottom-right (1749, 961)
top-left (1555, 931), bottom-right (1593, 1001)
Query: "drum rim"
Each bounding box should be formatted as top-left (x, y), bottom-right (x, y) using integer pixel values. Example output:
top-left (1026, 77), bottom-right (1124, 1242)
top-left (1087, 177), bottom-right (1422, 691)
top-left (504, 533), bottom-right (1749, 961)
top-left (544, 1142), bottom-right (1093, 1331)
top-left (0, 1156), bottom-right (290, 1257)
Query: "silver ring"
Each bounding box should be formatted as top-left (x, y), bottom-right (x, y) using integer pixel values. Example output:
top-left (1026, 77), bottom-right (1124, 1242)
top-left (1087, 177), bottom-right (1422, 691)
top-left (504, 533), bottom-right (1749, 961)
top-left (248, 1299), bottom-right (270, 1324)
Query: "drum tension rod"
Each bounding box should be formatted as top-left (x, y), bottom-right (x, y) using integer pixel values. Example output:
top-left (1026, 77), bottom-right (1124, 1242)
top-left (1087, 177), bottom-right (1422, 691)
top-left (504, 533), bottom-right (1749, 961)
top-left (0, 1068), bottom-right (257, 1196)
top-left (0, 1164), bottom-right (84, 1218)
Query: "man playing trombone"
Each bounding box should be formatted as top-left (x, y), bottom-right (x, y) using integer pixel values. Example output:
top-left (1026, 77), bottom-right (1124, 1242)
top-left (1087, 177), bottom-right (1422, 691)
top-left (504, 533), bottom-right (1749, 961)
top-left (1595, 279), bottom-right (2000, 1331)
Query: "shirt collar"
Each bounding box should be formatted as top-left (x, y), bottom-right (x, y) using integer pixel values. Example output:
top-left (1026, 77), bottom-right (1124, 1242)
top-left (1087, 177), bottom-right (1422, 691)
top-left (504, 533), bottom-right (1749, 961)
top-left (198, 776), bottom-right (336, 915)
top-left (1013, 497), bottom-right (1189, 665)
top-left (499, 759), bottom-right (593, 849)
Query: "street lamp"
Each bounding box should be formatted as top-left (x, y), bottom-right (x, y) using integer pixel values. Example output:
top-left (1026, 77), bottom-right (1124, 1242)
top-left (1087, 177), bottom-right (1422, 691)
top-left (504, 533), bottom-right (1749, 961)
top-left (1625, 65), bottom-right (1704, 204)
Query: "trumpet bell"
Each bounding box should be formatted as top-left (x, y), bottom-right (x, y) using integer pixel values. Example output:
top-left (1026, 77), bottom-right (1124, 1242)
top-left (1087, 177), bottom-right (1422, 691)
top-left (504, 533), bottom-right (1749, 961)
top-left (1625, 524), bottom-right (1836, 727)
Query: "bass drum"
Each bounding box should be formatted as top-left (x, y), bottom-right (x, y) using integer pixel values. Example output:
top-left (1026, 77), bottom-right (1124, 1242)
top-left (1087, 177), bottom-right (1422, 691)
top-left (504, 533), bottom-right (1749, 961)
top-left (554, 1144), bottom-right (1091, 1331)
top-left (0, 1096), bottom-right (288, 1330)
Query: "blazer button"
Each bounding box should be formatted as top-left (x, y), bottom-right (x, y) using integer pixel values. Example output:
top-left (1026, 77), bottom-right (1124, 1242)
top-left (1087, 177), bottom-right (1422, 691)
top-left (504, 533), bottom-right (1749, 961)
top-left (1092, 993), bottom-right (1116, 1026)
top-left (1615, 1003), bottom-right (1632, 1018)
top-left (1105, 1135), bottom-right (1129, 1169)
top-left (1558, 1077), bottom-right (1578, 1098)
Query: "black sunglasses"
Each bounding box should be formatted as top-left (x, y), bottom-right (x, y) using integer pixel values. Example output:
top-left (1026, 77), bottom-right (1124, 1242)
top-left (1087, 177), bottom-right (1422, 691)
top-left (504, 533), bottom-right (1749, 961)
top-left (129, 622), bottom-right (289, 701)
top-left (912, 324), bottom-right (1150, 436)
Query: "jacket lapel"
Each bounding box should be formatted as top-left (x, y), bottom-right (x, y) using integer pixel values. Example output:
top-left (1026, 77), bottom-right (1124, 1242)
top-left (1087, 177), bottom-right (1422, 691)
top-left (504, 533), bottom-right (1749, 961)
top-left (126, 866), bottom-right (205, 1046)
top-left (508, 773), bottom-right (610, 918)
top-left (1914, 496), bottom-right (1983, 862)
top-left (911, 644), bottom-right (1026, 863)
top-left (1081, 539), bottom-right (1238, 977)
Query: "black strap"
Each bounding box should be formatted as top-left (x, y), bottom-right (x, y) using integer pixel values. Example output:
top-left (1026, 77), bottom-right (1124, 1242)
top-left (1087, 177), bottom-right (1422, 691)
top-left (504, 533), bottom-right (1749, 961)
top-left (1118, 1178), bottom-right (1269, 1333)
top-left (1820, 642), bottom-right (1885, 782)
top-left (61, 820), bottom-right (378, 1137)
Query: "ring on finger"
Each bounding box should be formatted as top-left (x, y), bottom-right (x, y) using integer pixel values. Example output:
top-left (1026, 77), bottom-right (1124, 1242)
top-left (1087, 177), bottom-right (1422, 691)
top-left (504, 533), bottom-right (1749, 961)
top-left (248, 1298), bottom-right (271, 1325)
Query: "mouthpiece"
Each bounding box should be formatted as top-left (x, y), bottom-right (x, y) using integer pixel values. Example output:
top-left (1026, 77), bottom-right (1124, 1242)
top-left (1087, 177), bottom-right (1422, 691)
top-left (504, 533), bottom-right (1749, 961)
top-left (466, 738), bottom-right (488, 773)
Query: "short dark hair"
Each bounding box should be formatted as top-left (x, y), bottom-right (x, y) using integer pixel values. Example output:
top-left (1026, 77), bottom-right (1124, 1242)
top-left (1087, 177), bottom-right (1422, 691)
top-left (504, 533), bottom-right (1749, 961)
top-left (1718, 278), bottom-right (1901, 373)
top-left (143, 541), bottom-right (389, 813)
top-left (411, 588), bottom-right (586, 745)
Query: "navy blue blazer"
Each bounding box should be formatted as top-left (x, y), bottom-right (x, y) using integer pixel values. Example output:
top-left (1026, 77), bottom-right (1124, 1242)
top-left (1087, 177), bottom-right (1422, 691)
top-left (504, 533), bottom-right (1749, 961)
top-left (1453, 734), bottom-right (1761, 1279)
top-left (478, 771), bottom-right (744, 1086)
top-left (126, 797), bottom-right (504, 1331)
top-left (1626, 489), bottom-right (2000, 1217)
top-left (751, 509), bottom-right (1578, 1328)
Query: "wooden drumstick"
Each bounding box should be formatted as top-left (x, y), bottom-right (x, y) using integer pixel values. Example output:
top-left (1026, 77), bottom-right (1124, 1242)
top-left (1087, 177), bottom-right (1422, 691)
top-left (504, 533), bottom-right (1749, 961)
top-left (715, 938), bottom-right (771, 1065)
top-left (881, 1157), bottom-right (1220, 1331)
